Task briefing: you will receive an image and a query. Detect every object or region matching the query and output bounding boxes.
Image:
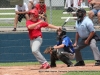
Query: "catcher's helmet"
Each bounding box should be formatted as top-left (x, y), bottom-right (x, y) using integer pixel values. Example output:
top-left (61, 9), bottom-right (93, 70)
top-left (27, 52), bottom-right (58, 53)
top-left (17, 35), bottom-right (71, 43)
top-left (60, 28), bottom-right (67, 37)
top-left (57, 28), bottom-right (67, 38)
top-left (76, 8), bottom-right (86, 19)
top-left (29, 8), bottom-right (39, 18)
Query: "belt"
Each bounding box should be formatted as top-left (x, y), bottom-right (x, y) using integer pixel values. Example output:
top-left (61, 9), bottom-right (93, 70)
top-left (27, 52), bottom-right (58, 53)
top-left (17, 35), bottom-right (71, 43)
top-left (32, 36), bottom-right (42, 40)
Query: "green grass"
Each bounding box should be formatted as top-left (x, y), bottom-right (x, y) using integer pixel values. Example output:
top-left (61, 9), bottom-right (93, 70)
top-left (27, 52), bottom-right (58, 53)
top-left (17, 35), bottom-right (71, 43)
top-left (0, 62), bottom-right (39, 66)
top-left (0, 60), bottom-right (95, 67)
top-left (63, 71), bottom-right (100, 75)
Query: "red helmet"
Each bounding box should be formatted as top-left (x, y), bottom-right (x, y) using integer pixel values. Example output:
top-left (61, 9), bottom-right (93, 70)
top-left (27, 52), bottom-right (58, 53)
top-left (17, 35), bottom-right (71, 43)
top-left (29, 9), bottom-right (39, 18)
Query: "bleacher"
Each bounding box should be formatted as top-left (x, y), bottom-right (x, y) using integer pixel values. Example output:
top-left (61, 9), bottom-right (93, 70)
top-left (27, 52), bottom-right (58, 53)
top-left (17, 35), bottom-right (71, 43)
top-left (61, 6), bottom-right (99, 29)
top-left (0, 8), bottom-right (26, 29)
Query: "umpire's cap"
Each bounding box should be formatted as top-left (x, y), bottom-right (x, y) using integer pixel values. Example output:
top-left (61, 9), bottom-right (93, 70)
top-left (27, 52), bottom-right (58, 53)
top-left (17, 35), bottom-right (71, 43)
top-left (29, 8), bottom-right (39, 18)
top-left (76, 8), bottom-right (86, 14)
top-left (76, 8), bottom-right (86, 18)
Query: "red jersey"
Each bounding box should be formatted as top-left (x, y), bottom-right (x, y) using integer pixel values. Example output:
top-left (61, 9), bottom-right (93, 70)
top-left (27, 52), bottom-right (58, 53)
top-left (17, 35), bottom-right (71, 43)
top-left (26, 20), bottom-right (48, 40)
top-left (35, 3), bottom-right (46, 14)
top-left (88, 0), bottom-right (92, 3)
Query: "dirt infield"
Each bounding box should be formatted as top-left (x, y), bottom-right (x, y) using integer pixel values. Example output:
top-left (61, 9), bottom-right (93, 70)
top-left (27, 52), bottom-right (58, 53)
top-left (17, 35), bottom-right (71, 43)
top-left (0, 63), bottom-right (100, 75)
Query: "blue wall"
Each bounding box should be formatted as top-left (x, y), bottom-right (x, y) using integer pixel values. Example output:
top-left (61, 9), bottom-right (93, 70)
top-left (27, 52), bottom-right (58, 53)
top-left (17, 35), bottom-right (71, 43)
top-left (0, 31), bottom-right (100, 62)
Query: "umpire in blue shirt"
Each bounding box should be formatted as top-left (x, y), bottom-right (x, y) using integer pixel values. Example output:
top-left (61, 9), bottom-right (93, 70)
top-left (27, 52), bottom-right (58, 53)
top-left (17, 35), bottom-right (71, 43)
top-left (73, 8), bottom-right (100, 66)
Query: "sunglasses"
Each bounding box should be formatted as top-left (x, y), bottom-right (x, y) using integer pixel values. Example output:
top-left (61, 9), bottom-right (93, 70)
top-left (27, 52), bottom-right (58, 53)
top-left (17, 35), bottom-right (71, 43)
top-left (39, 2), bottom-right (44, 3)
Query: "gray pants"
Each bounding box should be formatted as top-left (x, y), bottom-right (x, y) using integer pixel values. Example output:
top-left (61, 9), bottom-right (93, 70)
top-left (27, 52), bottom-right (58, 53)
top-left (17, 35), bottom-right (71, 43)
top-left (30, 37), bottom-right (47, 64)
top-left (74, 39), bottom-right (100, 61)
top-left (57, 49), bottom-right (75, 60)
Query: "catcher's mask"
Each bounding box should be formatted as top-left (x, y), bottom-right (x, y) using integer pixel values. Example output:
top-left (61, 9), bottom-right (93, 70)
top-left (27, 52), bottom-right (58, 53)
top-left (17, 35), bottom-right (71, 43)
top-left (56, 28), bottom-right (67, 39)
top-left (29, 8), bottom-right (39, 18)
top-left (76, 8), bottom-right (86, 20)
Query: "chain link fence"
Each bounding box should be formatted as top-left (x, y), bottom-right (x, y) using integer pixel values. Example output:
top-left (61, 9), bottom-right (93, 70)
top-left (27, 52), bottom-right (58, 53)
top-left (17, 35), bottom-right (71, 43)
top-left (0, 0), bottom-right (98, 29)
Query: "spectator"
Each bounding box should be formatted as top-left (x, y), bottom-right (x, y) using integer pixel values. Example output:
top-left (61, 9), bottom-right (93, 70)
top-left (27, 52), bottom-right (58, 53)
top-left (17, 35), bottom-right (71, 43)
top-left (88, 0), bottom-right (93, 9)
top-left (28, 0), bottom-right (39, 11)
top-left (35, 0), bottom-right (48, 22)
top-left (65, 0), bottom-right (79, 12)
top-left (12, 2), bottom-right (29, 31)
top-left (26, 8), bottom-right (61, 69)
top-left (88, 0), bottom-right (100, 25)
top-left (73, 8), bottom-right (100, 66)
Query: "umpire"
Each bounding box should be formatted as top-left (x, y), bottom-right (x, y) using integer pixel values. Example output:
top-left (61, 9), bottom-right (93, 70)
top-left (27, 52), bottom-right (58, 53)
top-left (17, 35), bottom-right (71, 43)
top-left (50, 28), bottom-right (75, 67)
top-left (73, 8), bottom-right (100, 66)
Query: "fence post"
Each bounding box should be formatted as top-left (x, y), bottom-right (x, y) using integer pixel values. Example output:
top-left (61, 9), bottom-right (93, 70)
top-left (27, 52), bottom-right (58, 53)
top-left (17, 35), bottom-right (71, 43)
top-left (49, 0), bottom-right (52, 24)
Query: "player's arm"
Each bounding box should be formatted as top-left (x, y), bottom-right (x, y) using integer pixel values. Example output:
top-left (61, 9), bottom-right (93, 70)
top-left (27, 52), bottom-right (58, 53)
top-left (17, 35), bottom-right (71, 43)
top-left (15, 11), bottom-right (28, 14)
top-left (86, 31), bottom-right (95, 42)
top-left (27, 20), bottom-right (43, 29)
top-left (53, 44), bottom-right (65, 49)
top-left (47, 24), bottom-right (60, 30)
top-left (73, 32), bottom-right (79, 47)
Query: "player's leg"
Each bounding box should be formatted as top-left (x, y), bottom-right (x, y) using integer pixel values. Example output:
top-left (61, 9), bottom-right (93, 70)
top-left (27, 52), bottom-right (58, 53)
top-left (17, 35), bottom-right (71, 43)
top-left (25, 14), bottom-right (30, 20)
top-left (57, 49), bottom-right (73, 67)
top-left (12, 14), bottom-right (19, 31)
top-left (73, 0), bottom-right (78, 10)
top-left (97, 10), bottom-right (100, 24)
top-left (88, 9), bottom-right (97, 21)
top-left (30, 37), bottom-right (50, 69)
top-left (67, 0), bottom-right (72, 7)
top-left (61, 51), bottom-right (75, 60)
top-left (89, 39), bottom-right (100, 66)
top-left (50, 50), bottom-right (58, 67)
top-left (74, 39), bottom-right (87, 66)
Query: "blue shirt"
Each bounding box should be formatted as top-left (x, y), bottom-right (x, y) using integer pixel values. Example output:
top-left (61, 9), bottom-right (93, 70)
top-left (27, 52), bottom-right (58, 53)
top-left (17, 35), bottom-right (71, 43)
top-left (75, 16), bottom-right (95, 39)
top-left (57, 36), bottom-right (75, 53)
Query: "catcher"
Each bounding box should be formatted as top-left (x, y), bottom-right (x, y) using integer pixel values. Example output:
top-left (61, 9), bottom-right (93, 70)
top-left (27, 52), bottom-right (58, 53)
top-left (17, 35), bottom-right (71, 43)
top-left (44, 28), bottom-right (75, 67)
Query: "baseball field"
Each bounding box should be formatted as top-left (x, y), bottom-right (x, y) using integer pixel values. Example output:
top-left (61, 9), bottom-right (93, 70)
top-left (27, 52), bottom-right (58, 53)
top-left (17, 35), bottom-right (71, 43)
top-left (0, 8), bottom-right (100, 75)
top-left (0, 60), bottom-right (100, 75)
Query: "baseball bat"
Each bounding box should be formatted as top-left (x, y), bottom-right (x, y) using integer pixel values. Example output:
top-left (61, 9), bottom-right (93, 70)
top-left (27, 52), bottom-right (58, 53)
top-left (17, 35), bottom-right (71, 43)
top-left (62, 17), bottom-right (70, 28)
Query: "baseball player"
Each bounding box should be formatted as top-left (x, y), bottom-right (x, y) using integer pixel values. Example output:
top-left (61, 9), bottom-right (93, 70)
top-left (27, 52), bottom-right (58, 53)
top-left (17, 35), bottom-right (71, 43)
top-left (26, 8), bottom-right (61, 69)
top-left (73, 8), bottom-right (100, 66)
top-left (50, 28), bottom-right (75, 67)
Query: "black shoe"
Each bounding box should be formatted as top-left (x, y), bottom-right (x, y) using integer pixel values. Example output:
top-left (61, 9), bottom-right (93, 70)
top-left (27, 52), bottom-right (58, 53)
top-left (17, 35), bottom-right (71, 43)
top-left (67, 62), bottom-right (73, 67)
top-left (95, 60), bottom-right (100, 66)
top-left (74, 61), bottom-right (85, 66)
top-left (50, 64), bottom-right (56, 68)
top-left (66, 7), bottom-right (74, 12)
top-left (12, 28), bottom-right (16, 31)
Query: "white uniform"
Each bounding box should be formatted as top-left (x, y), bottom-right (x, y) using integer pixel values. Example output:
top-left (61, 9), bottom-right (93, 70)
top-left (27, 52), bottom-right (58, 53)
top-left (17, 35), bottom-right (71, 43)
top-left (65, 0), bottom-right (79, 9)
top-left (29, 0), bottom-right (39, 6)
top-left (15, 3), bottom-right (28, 12)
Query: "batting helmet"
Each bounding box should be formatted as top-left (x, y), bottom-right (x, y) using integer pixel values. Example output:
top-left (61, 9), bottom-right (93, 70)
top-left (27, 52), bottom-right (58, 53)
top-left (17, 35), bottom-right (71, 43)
top-left (76, 8), bottom-right (86, 19)
top-left (29, 8), bottom-right (39, 18)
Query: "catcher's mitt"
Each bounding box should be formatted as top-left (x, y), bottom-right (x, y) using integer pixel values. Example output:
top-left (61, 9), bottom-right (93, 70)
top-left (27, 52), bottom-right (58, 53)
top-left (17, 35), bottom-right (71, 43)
top-left (44, 46), bottom-right (54, 54)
